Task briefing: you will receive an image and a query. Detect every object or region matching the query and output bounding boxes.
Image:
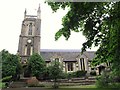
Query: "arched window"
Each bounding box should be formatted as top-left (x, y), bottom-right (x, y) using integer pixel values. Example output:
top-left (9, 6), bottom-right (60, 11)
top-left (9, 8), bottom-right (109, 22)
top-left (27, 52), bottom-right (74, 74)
top-left (25, 39), bottom-right (33, 56)
top-left (80, 58), bottom-right (85, 70)
top-left (68, 62), bottom-right (73, 71)
top-left (55, 58), bottom-right (59, 62)
top-left (28, 23), bottom-right (32, 35)
top-left (27, 43), bottom-right (31, 55)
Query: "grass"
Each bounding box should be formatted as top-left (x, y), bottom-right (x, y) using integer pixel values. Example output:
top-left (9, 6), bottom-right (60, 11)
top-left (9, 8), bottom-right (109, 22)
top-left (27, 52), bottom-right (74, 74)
top-left (32, 81), bottom-right (97, 89)
top-left (0, 82), bottom-right (6, 89)
top-left (46, 85), bottom-right (117, 90)
top-left (0, 76), bottom-right (12, 89)
top-left (60, 85), bottom-right (96, 88)
top-left (45, 85), bottom-right (112, 90)
top-left (45, 85), bottom-right (97, 90)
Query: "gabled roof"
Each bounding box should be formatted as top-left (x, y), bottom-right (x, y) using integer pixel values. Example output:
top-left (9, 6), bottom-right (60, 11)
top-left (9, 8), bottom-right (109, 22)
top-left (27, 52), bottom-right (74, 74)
top-left (40, 49), bottom-right (96, 62)
top-left (40, 49), bottom-right (81, 52)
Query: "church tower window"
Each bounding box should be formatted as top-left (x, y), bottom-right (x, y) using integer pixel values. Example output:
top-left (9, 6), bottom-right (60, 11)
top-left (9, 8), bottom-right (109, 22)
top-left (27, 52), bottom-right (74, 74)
top-left (28, 23), bottom-right (32, 35)
top-left (25, 39), bottom-right (32, 56)
top-left (24, 46), bottom-right (27, 55)
top-left (27, 43), bottom-right (31, 55)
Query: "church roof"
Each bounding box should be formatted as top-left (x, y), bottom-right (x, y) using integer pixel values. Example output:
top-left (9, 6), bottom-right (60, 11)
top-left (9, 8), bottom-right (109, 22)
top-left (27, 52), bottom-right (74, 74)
top-left (40, 49), bottom-right (81, 52)
top-left (40, 49), bottom-right (95, 62)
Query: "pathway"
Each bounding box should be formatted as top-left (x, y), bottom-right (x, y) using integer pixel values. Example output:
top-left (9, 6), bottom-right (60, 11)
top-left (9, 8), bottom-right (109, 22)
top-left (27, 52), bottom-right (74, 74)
top-left (2, 87), bottom-right (48, 90)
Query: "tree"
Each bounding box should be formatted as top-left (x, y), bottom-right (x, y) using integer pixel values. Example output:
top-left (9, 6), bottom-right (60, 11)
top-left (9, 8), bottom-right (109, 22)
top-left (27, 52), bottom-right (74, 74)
top-left (47, 2), bottom-right (120, 77)
top-left (1, 49), bottom-right (22, 80)
top-left (27, 53), bottom-right (46, 79)
top-left (48, 61), bottom-right (63, 88)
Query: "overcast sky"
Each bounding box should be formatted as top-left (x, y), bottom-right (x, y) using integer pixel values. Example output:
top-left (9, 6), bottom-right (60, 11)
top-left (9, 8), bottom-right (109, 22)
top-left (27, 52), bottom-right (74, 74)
top-left (0, 0), bottom-right (98, 54)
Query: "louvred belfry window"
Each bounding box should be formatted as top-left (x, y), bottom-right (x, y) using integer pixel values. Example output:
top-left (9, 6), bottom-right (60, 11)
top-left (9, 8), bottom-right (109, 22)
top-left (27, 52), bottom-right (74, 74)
top-left (28, 23), bottom-right (32, 35)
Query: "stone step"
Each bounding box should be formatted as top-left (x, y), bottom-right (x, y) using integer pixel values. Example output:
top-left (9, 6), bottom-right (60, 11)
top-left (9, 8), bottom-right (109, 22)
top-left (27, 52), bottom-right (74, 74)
top-left (59, 81), bottom-right (95, 84)
top-left (47, 79), bottom-right (96, 85)
top-left (61, 82), bottom-right (95, 85)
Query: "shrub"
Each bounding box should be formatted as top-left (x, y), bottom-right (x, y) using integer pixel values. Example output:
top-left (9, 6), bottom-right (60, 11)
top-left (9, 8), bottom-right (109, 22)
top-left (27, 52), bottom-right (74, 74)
top-left (2, 76), bottom-right (12, 82)
top-left (52, 84), bottom-right (59, 89)
top-left (90, 71), bottom-right (96, 76)
top-left (48, 61), bottom-right (63, 89)
top-left (96, 71), bottom-right (110, 88)
top-left (112, 76), bottom-right (120, 82)
top-left (66, 70), bottom-right (87, 79)
top-left (41, 67), bottom-right (50, 80)
top-left (67, 72), bottom-right (76, 79)
top-left (109, 83), bottom-right (120, 88)
top-left (27, 77), bottom-right (39, 87)
top-left (75, 70), bottom-right (87, 77)
top-left (0, 82), bottom-right (6, 89)
top-left (38, 84), bottom-right (45, 87)
top-left (60, 72), bottom-right (68, 79)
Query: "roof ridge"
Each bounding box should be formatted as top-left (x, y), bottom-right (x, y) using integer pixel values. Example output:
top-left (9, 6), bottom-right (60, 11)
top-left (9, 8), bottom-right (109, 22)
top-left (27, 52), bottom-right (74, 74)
top-left (40, 49), bottom-right (96, 52)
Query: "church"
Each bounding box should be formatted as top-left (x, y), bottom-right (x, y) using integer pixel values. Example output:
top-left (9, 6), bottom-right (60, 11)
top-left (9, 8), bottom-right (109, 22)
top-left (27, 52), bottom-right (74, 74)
top-left (17, 5), bottom-right (97, 75)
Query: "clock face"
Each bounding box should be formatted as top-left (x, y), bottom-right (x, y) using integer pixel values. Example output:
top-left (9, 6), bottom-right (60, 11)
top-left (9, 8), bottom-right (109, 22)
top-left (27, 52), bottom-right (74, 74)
top-left (27, 39), bottom-right (32, 43)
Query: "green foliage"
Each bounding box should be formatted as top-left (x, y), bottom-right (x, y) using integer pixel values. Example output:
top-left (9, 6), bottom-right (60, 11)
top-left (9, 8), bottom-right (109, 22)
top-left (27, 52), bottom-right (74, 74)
top-left (96, 71), bottom-right (120, 88)
top-left (27, 53), bottom-right (46, 78)
top-left (0, 82), bottom-right (6, 89)
top-left (43, 66), bottom-right (67, 80)
top-left (1, 49), bottom-right (22, 79)
top-left (47, 2), bottom-right (120, 81)
top-left (1, 76), bottom-right (12, 82)
top-left (28, 83), bottom-right (45, 87)
top-left (48, 61), bottom-right (63, 80)
top-left (47, 2), bottom-right (110, 45)
top-left (44, 69), bottom-right (87, 80)
top-left (74, 70), bottom-right (87, 77)
top-left (52, 84), bottom-right (59, 89)
top-left (0, 76), bottom-right (12, 88)
top-left (47, 2), bottom-right (70, 12)
top-left (67, 70), bottom-right (87, 79)
top-left (42, 67), bottom-right (51, 80)
top-left (60, 72), bottom-right (68, 79)
top-left (108, 83), bottom-right (120, 88)
top-left (90, 71), bottom-right (96, 76)
top-left (48, 61), bottom-right (63, 88)
top-left (96, 71), bottom-right (110, 88)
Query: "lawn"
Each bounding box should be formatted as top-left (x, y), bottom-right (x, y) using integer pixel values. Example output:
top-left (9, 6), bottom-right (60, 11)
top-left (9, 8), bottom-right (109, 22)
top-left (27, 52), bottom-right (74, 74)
top-left (60, 85), bottom-right (96, 88)
top-left (44, 85), bottom-right (97, 90)
top-left (0, 82), bottom-right (6, 89)
top-left (46, 85), bottom-right (112, 90)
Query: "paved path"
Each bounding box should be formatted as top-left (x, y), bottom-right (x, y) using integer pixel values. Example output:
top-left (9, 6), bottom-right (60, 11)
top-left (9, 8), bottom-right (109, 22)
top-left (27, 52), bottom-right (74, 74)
top-left (2, 87), bottom-right (49, 90)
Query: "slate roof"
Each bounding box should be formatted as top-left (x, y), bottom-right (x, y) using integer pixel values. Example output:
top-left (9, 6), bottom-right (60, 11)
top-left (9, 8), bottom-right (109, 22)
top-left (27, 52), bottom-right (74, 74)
top-left (40, 49), bottom-right (96, 62)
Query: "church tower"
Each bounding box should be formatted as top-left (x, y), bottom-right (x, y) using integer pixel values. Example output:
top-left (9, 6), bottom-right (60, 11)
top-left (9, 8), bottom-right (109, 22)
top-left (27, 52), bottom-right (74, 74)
top-left (18, 5), bottom-right (41, 63)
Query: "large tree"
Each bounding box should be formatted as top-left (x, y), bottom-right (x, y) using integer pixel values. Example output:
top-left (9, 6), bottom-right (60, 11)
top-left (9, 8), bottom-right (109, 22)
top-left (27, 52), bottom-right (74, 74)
top-left (27, 53), bottom-right (46, 79)
top-left (47, 2), bottom-right (120, 76)
top-left (1, 49), bottom-right (22, 79)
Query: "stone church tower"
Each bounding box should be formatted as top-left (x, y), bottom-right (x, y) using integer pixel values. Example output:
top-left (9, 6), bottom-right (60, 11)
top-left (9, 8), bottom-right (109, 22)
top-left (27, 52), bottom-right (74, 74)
top-left (18, 5), bottom-right (41, 63)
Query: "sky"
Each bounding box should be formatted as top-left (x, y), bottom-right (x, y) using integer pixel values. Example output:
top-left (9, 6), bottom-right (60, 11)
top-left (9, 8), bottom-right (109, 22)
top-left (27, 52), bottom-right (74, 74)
top-left (0, 0), bottom-right (98, 54)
